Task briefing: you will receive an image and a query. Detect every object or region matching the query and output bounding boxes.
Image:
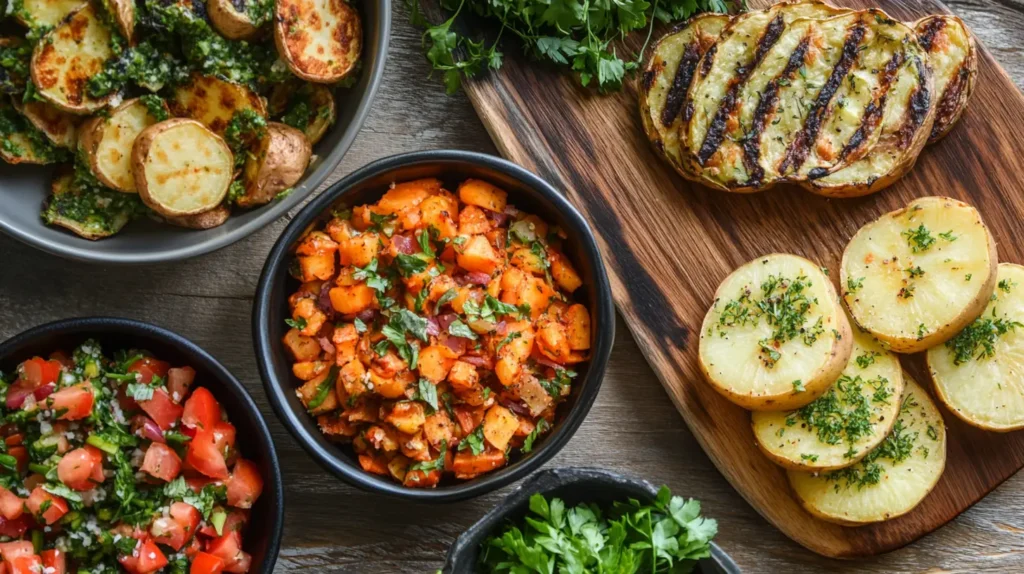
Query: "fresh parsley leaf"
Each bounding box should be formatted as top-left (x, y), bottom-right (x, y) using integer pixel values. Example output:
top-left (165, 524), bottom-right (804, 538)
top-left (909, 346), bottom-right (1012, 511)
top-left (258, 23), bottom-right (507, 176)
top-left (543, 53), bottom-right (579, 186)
top-left (395, 253), bottom-right (429, 277)
top-left (458, 426), bottom-right (485, 455)
top-left (521, 419), bottom-right (549, 453)
top-left (285, 317), bottom-right (307, 330)
top-left (448, 319), bottom-right (478, 340)
top-left (416, 379), bottom-right (439, 412)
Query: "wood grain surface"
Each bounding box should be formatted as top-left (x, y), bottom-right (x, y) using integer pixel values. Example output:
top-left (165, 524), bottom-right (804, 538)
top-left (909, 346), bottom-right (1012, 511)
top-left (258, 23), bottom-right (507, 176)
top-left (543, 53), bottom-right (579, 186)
top-left (448, 0), bottom-right (1024, 560)
top-left (0, 0), bottom-right (1023, 571)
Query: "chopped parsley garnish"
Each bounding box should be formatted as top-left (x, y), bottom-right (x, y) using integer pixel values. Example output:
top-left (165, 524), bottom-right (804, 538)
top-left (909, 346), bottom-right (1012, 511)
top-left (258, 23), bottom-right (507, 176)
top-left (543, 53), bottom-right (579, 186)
top-left (902, 225), bottom-right (936, 252)
top-left (285, 317), bottom-right (308, 330)
top-left (999, 279), bottom-right (1017, 293)
top-left (945, 312), bottom-right (1024, 365)
top-left (847, 277), bottom-right (864, 293)
top-left (521, 419), bottom-right (550, 454)
top-left (855, 351), bottom-right (880, 369)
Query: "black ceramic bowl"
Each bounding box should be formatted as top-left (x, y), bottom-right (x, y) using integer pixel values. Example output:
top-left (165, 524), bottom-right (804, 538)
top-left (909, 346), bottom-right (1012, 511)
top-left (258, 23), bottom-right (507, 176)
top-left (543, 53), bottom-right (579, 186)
top-left (0, 318), bottom-right (284, 572)
top-left (253, 150), bottom-right (615, 501)
top-left (444, 467), bottom-right (741, 573)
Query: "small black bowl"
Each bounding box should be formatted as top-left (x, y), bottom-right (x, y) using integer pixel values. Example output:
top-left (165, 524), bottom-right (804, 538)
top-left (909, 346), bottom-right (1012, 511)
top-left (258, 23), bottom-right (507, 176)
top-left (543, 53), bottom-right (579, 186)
top-left (253, 150), bottom-right (615, 501)
top-left (0, 318), bottom-right (284, 572)
top-left (444, 467), bottom-right (741, 573)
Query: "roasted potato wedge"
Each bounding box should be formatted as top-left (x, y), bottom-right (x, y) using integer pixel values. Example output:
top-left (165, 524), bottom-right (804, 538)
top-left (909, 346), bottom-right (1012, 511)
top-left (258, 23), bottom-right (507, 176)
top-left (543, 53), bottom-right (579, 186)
top-left (639, 13), bottom-right (729, 179)
top-left (132, 118), bottom-right (234, 217)
top-left (42, 171), bottom-right (138, 239)
top-left (100, 0), bottom-right (136, 42)
top-left (915, 15), bottom-right (977, 144)
top-left (840, 196), bottom-right (997, 353)
top-left (169, 73), bottom-right (267, 136)
top-left (31, 4), bottom-right (116, 114)
top-left (752, 324), bottom-right (904, 471)
top-left (928, 263), bottom-right (1024, 431)
top-left (788, 374), bottom-right (946, 525)
top-left (14, 0), bottom-right (86, 29)
top-left (274, 0), bottom-right (362, 83)
top-left (79, 97), bottom-right (167, 193)
top-left (238, 122), bottom-right (312, 207)
top-left (0, 99), bottom-right (66, 164)
top-left (164, 204), bottom-right (232, 230)
top-left (12, 99), bottom-right (80, 148)
top-left (207, 0), bottom-right (262, 40)
top-left (698, 253), bottom-right (852, 411)
top-left (269, 81), bottom-right (336, 145)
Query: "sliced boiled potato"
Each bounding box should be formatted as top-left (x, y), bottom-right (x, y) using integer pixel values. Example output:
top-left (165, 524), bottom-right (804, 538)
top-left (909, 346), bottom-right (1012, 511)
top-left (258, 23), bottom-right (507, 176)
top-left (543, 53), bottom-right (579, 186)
top-left (31, 3), bottom-right (116, 114)
top-left (132, 118), bottom-right (234, 217)
top-left (169, 73), bottom-right (267, 136)
top-left (638, 13), bottom-right (729, 178)
top-left (269, 81), bottom-right (337, 146)
top-left (12, 99), bottom-right (80, 148)
top-left (915, 15), bottom-right (977, 144)
top-left (238, 122), bottom-right (311, 207)
top-left (164, 204), bottom-right (232, 229)
top-left (79, 97), bottom-right (167, 193)
top-left (207, 0), bottom-right (262, 40)
top-left (42, 171), bottom-right (138, 239)
top-left (698, 253), bottom-right (852, 411)
top-left (840, 196), bottom-right (997, 353)
top-left (788, 374), bottom-right (946, 525)
top-left (274, 0), bottom-right (362, 83)
top-left (928, 264), bottom-right (1024, 431)
top-left (14, 0), bottom-right (86, 29)
top-left (752, 325), bottom-right (904, 471)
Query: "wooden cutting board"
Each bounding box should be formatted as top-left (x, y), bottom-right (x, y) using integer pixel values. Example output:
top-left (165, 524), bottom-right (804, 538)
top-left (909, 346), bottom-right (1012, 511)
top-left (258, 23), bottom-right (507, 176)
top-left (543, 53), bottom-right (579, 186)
top-left (447, 0), bottom-right (1024, 559)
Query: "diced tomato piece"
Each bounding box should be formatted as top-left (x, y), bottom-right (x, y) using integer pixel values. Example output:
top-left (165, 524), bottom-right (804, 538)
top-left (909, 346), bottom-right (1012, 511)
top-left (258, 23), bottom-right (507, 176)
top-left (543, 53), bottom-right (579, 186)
top-left (4, 383), bottom-right (32, 411)
top-left (171, 502), bottom-right (201, 542)
top-left (207, 531), bottom-right (249, 572)
top-left (183, 535), bottom-right (202, 559)
top-left (2, 435), bottom-right (20, 447)
top-left (136, 539), bottom-right (168, 573)
top-left (185, 477), bottom-right (221, 493)
top-left (224, 552), bottom-right (251, 574)
top-left (0, 515), bottom-right (30, 539)
top-left (139, 390), bottom-right (184, 430)
top-left (57, 447), bottom-right (104, 491)
top-left (40, 549), bottom-right (65, 574)
top-left (198, 508), bottom-right (248, 539)
top-left (0, 487), bottom-right (22, 520)
top-left (212, 421), bottom-right (236, 457)
top-left (21, 357), bottom-right (60, 387)
top-left (0, 541), bottom-right (32, 563)
top-left (190, 552), bottom-right (225, 574)
top-left (167, 366), bottom-right (196, 403)
top-left (141, 443), bottom-right (182, 482)
top-left (117, 553), bottom-right (140, 574)
top-left (6, 448), bottom-right (26, 474)
top-left (182, 388), bottom-right (221, 432)
top-left (7, 555), bottom-right (41, 574)
top-left (49, 383), bottom-right (94, 420)
top-left (186, 430), bottom-right (229, 480)
top-left (129, 358), bottom-right (171, 385)
top-left (225, 459), bottom-right (263, 510)
top-left (151, 516), bottom-right (187, 551)
top-left (26, 487), bottom-right (68, 525)
top-left (32, 384), bottom-right (55, 402)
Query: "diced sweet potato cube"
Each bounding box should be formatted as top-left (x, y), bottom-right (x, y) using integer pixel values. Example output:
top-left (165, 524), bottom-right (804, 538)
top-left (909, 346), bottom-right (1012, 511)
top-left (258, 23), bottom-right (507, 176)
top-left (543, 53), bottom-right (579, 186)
top-left (454, 406), bottom-right (484, 435)
top-left (563, 304), bottom-right (591, 350)
top-left (510, 248), bottom-right (546, 276)
top-left (500, 267), bottom-right (528, 306)
top-left (338, 359), bottom-right (367, 397)
top-left (296, 369), bottom-right (338, 415)
top-left (457, 236), bottom-right (500, 274)
top-left (428, 275), bottom-right (458, 306)
top-left (458, 179), bottom-right (507, 213)
top-left (332, 324), bottom-right (359, 365)
top-left (343, 398), bottom-right (379, 424)
top-left (289, 281), bottom-right (323, 309)
top-left (458, 206), bottom-right (491, 235)
top-left (423, 411), bottom-right (455, 449)
top-left (452, 449), bottom-right (506, 478)
top-left (420, 194), bottom-right (459, 239)
top-left (318, 413), bottom-right (359, 438)
top-left (298, 254), bottom-right (335, 282)
top-left (451, 286), bottom-right (481, 315)
top-left (486, 274), bottom-right (502, 298)
top-left (283, 328), bottom-right (321, 362)
top-left (371, 351), bottom-right (407, 378)
top-left (520, 277), bottom-right (556, 320)
top-left (329, 285), bottom-right (375, 315)
top-left (511, 215), bottom-right (548, 244)
top-left (350, 206), bottom-right (373, 231)
top-left (447, 361), bottom-right (479, 391)
top-left (404, 468), bottom-right (441, 488)
top-left (418, 346), bottom-right (455, 383)
top-left (369, 370), bottom-right (408, 399)
top-left (359, 454), bottom-right (389, 475)
top-left (377, 179), bottom-right (442, 213)
top-left (292, 298), bottom-right (326, 337)
top-left (536, 318), bottom-right (571, 362)
top-left (293, 361), bottom-right (329, 381)
top-left (385, 402), bottom-right (426, 435)
top-left (366, 425), bottom-right (400, 451)
top-left (495, 322), bottom-right (535, 386)
top-left (296, 231), bottom-right (338, 256)
top-left (549, 249), bottom-right (582, 293)
top-left (325, 217), bottom-right (358, 243)
top-left (338, 234), bottom-right (380, 267)
top-left (401, 434), bottom-right (431, 462)
top-left (402, 267), bottom-right (435, 295)
top-left (387, 455), bottom-right (410, 482)
top-left (483, 405), bottom-right (518, 452)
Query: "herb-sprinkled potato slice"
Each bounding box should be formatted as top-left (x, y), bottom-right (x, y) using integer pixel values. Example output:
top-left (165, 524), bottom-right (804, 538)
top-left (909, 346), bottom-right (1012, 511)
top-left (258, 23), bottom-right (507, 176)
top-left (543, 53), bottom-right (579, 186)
top-left (0, 99), bottom-right (68, 164)
top-left (238, 122), bottom-right (312, 207)
top-left (100, 0), bottom-right (136, 42)
top-left (915, 15), bottom-right (977, 144)
top-left (274, 0), bottom-right (362, 83)
top-left (169, 73), bottom-right (267, 136)
top-left (0, 38), bottom-right (33, 95)
top-left (840, 196), bottom-right (997, 353)
top-left (131, 118), bottom-right (234, 217)
top-left (31, 3), bottom-right (116, 115)
top-left (270, 81), bottom-right (336, 146)
top-left (13, 0), bottom-right (86, 29)
top-left (12, 99), bottom-right (81, 149)
top-left (788, 374), bottom-right (946, 525)
top-left (698, 253), bottom-right (852, 411)
top-left (207, 0), bottom-right (268, 40)
top-left (927, 264), bottom-right (1024, 431)
top-left (79, 97), bottom-right (168, 193)
top-left (42, 171), bottom-right (139, 240)
top-left (752, 325), bottom-right (904, 471)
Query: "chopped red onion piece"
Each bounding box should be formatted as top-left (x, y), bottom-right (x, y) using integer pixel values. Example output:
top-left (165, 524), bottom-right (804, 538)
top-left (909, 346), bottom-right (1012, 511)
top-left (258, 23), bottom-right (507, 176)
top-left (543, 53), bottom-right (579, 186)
top-left (318, 337), bottom-right (336, 355)
top-left (426, 318), bottom-right (441, 337)
top-left (392, 234), bottom-right (416, 255)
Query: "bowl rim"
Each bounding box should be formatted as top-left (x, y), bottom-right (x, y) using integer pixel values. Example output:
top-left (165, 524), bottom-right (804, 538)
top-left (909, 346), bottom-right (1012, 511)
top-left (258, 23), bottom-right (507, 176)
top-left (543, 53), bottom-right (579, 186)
top-left (0, 0), bottom-right (391, 266)
top-left (0, 317), bottom-right (285, 572)
top-left (253, 150), bottom-right (615, 502)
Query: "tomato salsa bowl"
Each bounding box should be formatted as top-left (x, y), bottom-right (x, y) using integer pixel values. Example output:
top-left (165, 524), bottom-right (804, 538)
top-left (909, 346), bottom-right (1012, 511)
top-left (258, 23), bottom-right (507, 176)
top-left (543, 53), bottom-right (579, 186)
top-left (254, 150), bottom-right (614, 501)
top-left (0, 317), bottom-right (284, 572)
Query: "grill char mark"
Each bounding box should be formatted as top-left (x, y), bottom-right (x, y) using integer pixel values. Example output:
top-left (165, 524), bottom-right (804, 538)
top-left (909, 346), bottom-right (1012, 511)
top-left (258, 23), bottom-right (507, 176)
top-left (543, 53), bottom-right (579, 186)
top-left (918, 18), bottom-right (947, 51)
top-left (931, 57), bottom-right (968, 139)
top-left (778, 23), bottom-right (867, 176)
top-left (696, 14), bottom-right (786, 166)
top-left (685, 44), bottom-right (718, 123)
top-left (741, 37), bottom-right (811, 186)
top-left (661, 42), bottom-right (702, 128)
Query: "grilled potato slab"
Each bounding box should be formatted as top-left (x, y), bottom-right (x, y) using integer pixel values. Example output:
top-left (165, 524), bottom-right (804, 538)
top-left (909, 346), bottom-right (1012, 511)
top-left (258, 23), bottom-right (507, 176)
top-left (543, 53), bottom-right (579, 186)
top-left (42, 171), bottom-right (137, 239)
top-left (753, 325), bottom-right (903, 471)
top-left (12, 99), bottom-right (79, 148)
top-left (928, 264), bottom-right (1024, 431)
top-left (132, 119), bottom-right (234, 217)
top-left (79, 98), bottom-right (167, 193)
top-left (269, 81), bottom-right (337, 146)
top-left (915, 15), bottom-right (977, 144)
top-left (840, 197), bottom-right (998, 353)
top-left (274, 0), bottom-right (362, 83)
top-left (239, 122), bottom-right (312, 208)
top-left (31, 4), bottom-right (116, 115)
top-left (788, 374), bottom-right (946, 525)
top-left (803, 34), bottom-right (935, 197)
top-left (207, 0), bottom-right (261, 40)
top-left (15, 0), bottom-right (86, 29)
top-left (169, 74), bottom-right (267, 136)
top-left (699, 253), bottom-right (852, 411)
top-left (164, 204), bottom-right (232, 229)
top-left (639, 13), bottom-right (730, 178)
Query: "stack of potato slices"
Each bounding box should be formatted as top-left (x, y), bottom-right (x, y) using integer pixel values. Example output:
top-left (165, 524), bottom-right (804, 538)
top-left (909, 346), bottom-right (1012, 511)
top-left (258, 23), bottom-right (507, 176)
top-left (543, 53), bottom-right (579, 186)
top-left (699, 196), bottom-right (1024, 525)
top-left (640, 1), bottom-right (977, 197)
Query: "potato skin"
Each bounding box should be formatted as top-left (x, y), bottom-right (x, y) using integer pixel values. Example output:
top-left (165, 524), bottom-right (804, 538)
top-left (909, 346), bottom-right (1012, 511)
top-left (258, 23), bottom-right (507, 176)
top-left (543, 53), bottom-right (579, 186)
top-left (164, 204), bottom-right (232, 229)
top-left (104, 0), bottom-right (136, 42)
top-left (915, 15), bottom-right (977, 144)
top-left (238, 122), bottom-right (311, 207)
top-left (78, 98), bottom-right (166, 193)
top-left (207, 0), bottom-right (260, 40)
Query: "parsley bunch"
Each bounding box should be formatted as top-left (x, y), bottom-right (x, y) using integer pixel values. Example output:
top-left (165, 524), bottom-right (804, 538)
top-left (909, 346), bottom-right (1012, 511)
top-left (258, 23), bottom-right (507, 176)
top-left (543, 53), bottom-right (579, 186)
top-left (480, 487), bottom-right (717, 573)
top-left (407, 0), bottom-right (738, 94)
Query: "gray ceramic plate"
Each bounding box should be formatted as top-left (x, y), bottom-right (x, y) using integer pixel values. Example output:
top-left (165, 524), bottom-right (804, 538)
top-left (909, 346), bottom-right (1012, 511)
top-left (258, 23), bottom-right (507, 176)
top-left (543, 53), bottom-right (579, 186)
top-left (0, 0), bottom-right (390, 264)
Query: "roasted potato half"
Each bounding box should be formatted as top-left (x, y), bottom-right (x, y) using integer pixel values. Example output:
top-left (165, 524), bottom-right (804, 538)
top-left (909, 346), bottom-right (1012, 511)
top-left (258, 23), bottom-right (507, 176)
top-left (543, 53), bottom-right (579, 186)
top-left (638, 13), bottom-right (729, 178)
top-left (238, 122), bottom-right (312, 207)
top-left (169, 73), bottom-right (267, 136)
top-left (698, 253), bottom-right (852, 411)
top-left (100, 0), bottom-right (136, 42)
top-left (42, 171), bottom-right (138, 239)
top-left (31, 4), bottom-right (116, 115)
top-left (269, 81), bottom-right (336, 145)
top-left (132, 119), bottom-right (235, 217)
top-left (752, 324), bottom-right (904, 471)
top-left (14, 0), bottom-right (86, 29)
top-left (274, 0), bottom-right (362, 83)
top-left (840, 196), bottom-right (997, 353)
top-left (79, 98), bottom-right (168, 193)
top-left (12, 99), bottom-right (80, 149)
top-left (207, 0), bottom-right (262, 40)
top-left (928, 263), bottom-right (1024, 431)
top-left (164, 204), bottom-right (232, 230)
top-left (788, 374), bottom-right (946, 525)
top-left (915, 15), bottom-right (977, 144)
top-left (0, 99), bottom-right (65, 165)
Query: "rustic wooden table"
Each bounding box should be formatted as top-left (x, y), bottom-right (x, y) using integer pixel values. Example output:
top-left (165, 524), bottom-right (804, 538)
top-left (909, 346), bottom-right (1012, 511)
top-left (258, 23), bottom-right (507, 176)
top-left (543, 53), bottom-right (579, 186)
top-left (2, 1), bottom-right (1024, 571)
